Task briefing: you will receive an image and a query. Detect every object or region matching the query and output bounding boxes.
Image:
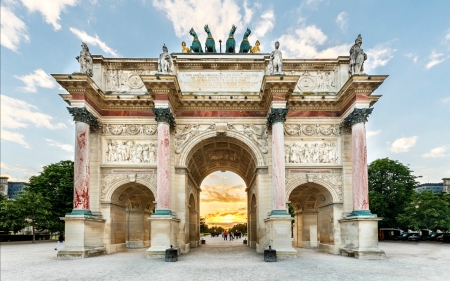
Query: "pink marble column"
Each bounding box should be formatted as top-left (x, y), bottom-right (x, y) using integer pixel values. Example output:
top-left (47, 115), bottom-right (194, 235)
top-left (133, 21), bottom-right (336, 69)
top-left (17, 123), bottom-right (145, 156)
top-left (267, 108), bottom-right (289, 215)
top-left (344, 107), bottom-right (374, 217)
top-left (152, 107), bottom-right (174, 216)
top-left (156, 122), bottom-right (171, 211)
top-left (272, 122), bottom-right (286, 210)
top-left (351, 122), bottom-right (369, 211)
top-left (74, 121), bottom-right (90, 210)
top-left (67, 107), bottom-right (98, 215)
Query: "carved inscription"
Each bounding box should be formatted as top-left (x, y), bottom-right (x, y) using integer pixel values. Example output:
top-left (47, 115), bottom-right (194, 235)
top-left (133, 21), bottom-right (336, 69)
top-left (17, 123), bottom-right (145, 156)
top-left (178, 72), bottom-right (264, 94)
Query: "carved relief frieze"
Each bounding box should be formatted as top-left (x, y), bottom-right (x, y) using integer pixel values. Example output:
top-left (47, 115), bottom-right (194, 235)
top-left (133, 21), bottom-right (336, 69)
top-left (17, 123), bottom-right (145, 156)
top-left (102, 69), bottom-right (155, 92)
top-left (284, 124), bottom-right (340, 137)
top-left (285, 141), bottom-right (339, 164)
top-left (105, 140), bottom-right (157, 163)
top-left (101, 174), bottom-right (128, 200)
top-left (102, 124), bottom-right (157, 136)
top-left (292, 70), bottom-right (337, 93)
top-left (209, 150), bottom-right (238, 161)
top-left (228, 124), bottom-right (268, 154)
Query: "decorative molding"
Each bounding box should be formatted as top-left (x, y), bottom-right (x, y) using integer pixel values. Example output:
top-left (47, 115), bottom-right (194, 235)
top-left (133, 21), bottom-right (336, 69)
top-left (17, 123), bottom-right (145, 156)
top-left (152, 107), bottom-right (175, 126)
top-left (343, 107), bottom-right (373, 127)
top-left (284, 141), bottom-right (339, 164)
top-left (284, 124), bottom-right (340, 137)
top-left (67, 107), bottom-right (101, 130)
top-left (267, 108), bottom-right (289, 126)
top-left (286, 172), bottom-right (343, 201)
top-left (102, 124), bottom-right (157, 136)
top-left (101, 174), bottom-right (128, 200)
top-left (105, 140), bottom-right (157, 163)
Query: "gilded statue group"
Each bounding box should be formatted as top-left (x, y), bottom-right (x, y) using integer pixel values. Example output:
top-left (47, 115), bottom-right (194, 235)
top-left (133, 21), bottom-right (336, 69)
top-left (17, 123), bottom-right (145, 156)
top-left (181, 24), bottom-right (260, 54)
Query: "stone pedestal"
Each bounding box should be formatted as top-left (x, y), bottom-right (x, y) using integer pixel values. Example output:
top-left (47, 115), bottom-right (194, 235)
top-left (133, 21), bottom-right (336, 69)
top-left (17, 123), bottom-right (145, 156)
top-left (264, 216), bottom-right (297, 258)
top-left (146, 216), bottom-right (180, 258)
top-left (339, 217), bottom-right (385, 259)
top-left (57, 215), bottom-right (106, 258)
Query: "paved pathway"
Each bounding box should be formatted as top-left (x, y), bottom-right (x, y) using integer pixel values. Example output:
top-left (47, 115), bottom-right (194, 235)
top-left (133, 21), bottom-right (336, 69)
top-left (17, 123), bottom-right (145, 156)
top-left (1, 237), bottom-right (449, 280)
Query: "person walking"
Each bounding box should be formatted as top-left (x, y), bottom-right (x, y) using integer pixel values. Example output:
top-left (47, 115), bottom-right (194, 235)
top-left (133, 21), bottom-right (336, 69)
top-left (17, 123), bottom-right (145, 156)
top-left (224, 230), bottom-right (228, 241)
top-left (55, 232), bottom-right (65, 250)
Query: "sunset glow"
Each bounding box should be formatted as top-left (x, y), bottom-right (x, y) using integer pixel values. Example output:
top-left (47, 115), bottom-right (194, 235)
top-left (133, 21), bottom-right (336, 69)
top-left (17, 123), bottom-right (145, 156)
top-left (200, 172), bottom-right (247, 225)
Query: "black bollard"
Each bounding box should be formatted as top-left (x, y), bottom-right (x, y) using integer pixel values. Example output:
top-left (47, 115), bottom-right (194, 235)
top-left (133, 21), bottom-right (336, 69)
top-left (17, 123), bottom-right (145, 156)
top-left (243, 238), bottom-right (247, 245)
top-left (165, 245), bottom-right (178, 262)
top-left (201, 239), bottom-right (205, 244)
top-left (264, 245), bottom-right (277, 262)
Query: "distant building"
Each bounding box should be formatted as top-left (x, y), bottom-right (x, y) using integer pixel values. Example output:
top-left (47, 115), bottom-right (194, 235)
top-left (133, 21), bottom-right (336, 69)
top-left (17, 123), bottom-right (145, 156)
top-left (8, 182), bottom-right (29, 199)
top-left (415, 178), bottom-right (450, 194)
top-left (0, 177), bottom-right (8, 197)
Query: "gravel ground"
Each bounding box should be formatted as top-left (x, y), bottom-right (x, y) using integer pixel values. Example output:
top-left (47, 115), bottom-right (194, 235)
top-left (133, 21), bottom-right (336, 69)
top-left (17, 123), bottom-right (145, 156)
top-left (1, 237), bottom-right (449, 281)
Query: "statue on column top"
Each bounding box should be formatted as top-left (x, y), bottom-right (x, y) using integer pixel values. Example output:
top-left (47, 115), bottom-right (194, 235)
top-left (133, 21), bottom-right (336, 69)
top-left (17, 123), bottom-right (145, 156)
top-left (76, 42), bottom-right (93, 77)
top-left (157, 44), bottom-right (173, 74)
top-left (349, 34), bottom-right (367, 76)
top-left (269, 41), bottom-right (283, 75)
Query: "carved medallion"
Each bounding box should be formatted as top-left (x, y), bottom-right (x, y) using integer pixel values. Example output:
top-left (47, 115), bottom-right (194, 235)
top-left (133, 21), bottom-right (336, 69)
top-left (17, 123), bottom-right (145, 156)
top-left (128, 74), bottom-right (144, 89)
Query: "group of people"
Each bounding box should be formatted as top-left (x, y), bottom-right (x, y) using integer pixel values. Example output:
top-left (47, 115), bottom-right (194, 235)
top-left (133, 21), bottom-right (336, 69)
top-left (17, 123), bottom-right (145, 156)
top-left (211, 230), bottom-right (243, 241)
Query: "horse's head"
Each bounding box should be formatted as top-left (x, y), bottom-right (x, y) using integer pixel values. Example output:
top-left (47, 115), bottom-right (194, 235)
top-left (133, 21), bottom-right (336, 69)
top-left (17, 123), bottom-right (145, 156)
top-left (245, 28), bottom-right (252, 37)
top-left (230, 24), bottom-right (236, 34)
top-left (204, 24), bottom-right (210, 33)
top-left (189, 28), bottom-right (196, 37)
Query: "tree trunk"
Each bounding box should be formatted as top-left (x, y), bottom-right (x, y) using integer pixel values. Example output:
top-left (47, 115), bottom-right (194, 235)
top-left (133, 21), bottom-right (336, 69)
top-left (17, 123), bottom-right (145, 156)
top-left (32, 224), bottom-right (35, 244)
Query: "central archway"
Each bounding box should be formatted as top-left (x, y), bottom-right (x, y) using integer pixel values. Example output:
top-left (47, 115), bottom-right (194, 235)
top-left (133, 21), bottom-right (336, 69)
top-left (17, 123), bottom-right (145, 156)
top-left (182, 135), bottom-right (260, 250)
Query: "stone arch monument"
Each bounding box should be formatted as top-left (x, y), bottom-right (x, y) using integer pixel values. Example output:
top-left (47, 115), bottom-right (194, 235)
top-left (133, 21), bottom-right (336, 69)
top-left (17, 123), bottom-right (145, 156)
top-left (53, 34), bottom-right (387, 259)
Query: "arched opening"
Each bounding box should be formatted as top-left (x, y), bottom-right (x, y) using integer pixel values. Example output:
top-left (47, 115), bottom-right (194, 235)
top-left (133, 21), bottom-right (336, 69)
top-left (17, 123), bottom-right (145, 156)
top-left (289, 182), bottom-right (338, 250)
top-left (110, 183), bottom-right (155, 250)
top-left (183, 135), bottom-right (259, 249)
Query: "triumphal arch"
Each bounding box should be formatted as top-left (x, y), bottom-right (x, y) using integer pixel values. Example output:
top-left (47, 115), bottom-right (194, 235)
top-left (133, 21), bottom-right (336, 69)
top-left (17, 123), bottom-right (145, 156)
top-left (53, 33), bottom-right (387, 259)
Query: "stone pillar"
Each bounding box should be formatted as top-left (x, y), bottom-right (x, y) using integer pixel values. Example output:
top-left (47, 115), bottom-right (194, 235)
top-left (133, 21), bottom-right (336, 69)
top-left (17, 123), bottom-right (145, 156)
top-left (67, 107), bottom-right (99, 215)
top-left (264, 107), bottom-right (297, 258)
top-left (147, 107), bottom-right (180, 258)
top-left (58, 107), bottom-right (106, 258)
top-left (152, 107), bottom-right (175, 216)
top-left (338, 107), bottom-right (385, 259)
top-left (343, 107), bottom-right (374, 217)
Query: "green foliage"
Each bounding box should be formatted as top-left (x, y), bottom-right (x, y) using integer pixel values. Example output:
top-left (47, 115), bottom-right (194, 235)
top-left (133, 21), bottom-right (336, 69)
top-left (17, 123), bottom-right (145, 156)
top-left (200, 217), bottom-right (209, 233)
top-left (0, 190), bottom-right (53, 242)
top-left (28, 160), bottom-right (74, 231)
top-left (368, 158), bottom-right (419, 228)
top-left (397, 191), bottom-right (450, 231)
top-left (229, 223), bottom-right (247, 233)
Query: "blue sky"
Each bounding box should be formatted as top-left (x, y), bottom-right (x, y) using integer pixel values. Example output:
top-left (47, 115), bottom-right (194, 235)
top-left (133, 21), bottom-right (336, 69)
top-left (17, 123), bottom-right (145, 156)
top-left (1, 0), bottom-right (450, 184)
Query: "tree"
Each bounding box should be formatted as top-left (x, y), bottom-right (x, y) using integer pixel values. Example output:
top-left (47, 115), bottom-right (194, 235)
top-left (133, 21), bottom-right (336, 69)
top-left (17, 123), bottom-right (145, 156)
top-left (0, 190), bottom-right (53, 242)
top-left (397, 190), bottom-right (450, 231)
top-left (200, 217), bottom-right (209, 233)
top-left (28, 160), bottom-right (74, 232)
top-left (368, 158), bottom-right (419, 228)
top-left (230, 223), bottom-right (247, 233)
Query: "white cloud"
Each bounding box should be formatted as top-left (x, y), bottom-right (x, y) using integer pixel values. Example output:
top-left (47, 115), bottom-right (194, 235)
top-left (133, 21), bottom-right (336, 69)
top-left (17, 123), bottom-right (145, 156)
top-left (46, 139), bottom-right (74, 152)
top-left (364, 44), bottom-right (397, 72)
top-left (278, 25), bottom-right (351, 58)
top-left (1, 94), bottom-right (66, 148)
top-left (442, 97), bottom-right (450, 103)
top-left (367, 130), bottom-right (381, 137)
top-left (389, 136), bottom-right (418, 153)
top-left (20, 0), bottom-right (78, 31)
top-left (0, 162), bottom-right (39, 182)
top-left (252, 10), bottom-right (275, 40)
top-left (0, 5), bottom-right (29, 52)
top-left (14, 68), bottom-right (56, 93)
top-left (423, 146), bottom-right (448, 158)
top-left (69, 27), bottom-right (120, 57)
top-left (336, 12), bottom-right (347, 31)
top-left (242, 1), bottom-right (253, 25)
top-left (425, 50), bottom-right (446, 69)
top-left (405, 52), bottom-right (418, 63)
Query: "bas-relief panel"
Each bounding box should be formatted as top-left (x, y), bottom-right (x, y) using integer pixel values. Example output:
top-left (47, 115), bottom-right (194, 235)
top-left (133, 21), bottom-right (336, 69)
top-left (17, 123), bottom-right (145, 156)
top-left (289, 70), bottom-right (338, 95)
top-left (284, 124), bottom-right (340, 137)
top-left (102, 69), bottom-right (156, 93)
top-left (285, 141), bottom-right (339, 165)
top-left (102, 124), bottom-right (157, 136)
top-left (105, 140), bottom-right (157, 164)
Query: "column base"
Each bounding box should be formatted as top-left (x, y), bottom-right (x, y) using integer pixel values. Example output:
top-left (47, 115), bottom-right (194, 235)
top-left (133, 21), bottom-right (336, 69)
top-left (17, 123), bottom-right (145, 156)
top-left (153, 209), bottom-right (173, 216)
top-left (339, 216), bottom-right (385, 260)
top-left (68, 209), bottom-right (94, 216)
top-left (58, 214), bottom-right (106, 259)
top-left (146, 215), bottom-right (180, 258)
top-left (347, 210), bottom-right (377, 218)
top-left (264, 213), bottom-right (297, 259)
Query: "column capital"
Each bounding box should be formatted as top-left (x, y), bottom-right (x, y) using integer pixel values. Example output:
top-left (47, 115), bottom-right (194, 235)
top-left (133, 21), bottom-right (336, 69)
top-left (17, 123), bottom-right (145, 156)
top-left (67, 107), bottom-right (100, 129)
top-left (343, 107), bottom-right (373, 127)
top-left (152, 107), bottom-right (175, 126)
top-left (267, 108), bottom-right (289, 126)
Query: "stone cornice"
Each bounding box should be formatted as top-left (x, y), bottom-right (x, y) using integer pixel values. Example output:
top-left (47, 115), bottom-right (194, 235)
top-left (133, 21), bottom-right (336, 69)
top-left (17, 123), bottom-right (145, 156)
top-left (67, 107), bottom-right (101, 130)
top-left (267, 108), bottom-right (289, 125)
top-left (152, 107), bottom-right (175, 126)
top-left (343, 107), bottom-right (374, 126)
